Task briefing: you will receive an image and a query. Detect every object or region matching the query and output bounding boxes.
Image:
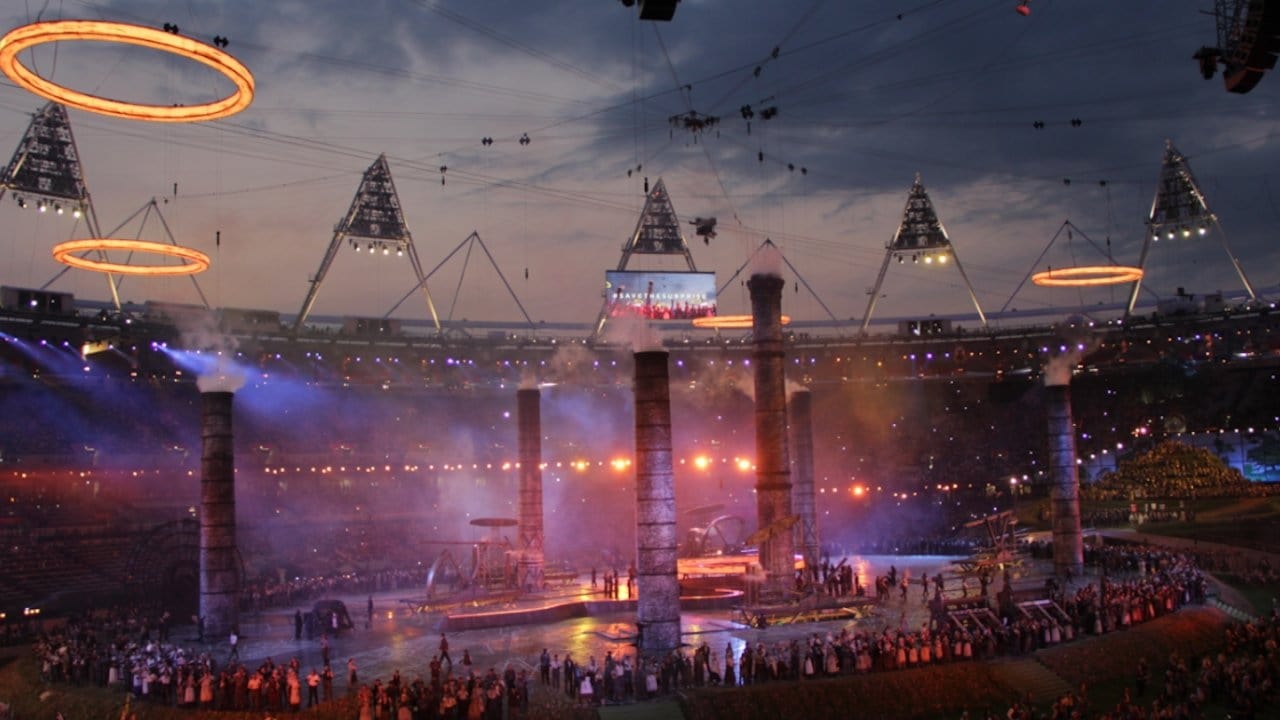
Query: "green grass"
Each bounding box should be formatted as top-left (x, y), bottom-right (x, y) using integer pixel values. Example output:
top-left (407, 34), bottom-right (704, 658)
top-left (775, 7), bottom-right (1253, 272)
top-left (679, 662), bottom-right (1023, 720)
top-left (599, 700), bottom-right (682, 720)
top-left (677, 607), bottom-right (1246, 720)
top-left (1075, 495), bottom-right (1280, 552)
top-left (1214, 573), bottom-right (1280, 616)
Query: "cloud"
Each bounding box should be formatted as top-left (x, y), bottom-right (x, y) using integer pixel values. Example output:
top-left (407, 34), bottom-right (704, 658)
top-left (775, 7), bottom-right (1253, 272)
top-left (2, 0), bottom-right (1276, 326)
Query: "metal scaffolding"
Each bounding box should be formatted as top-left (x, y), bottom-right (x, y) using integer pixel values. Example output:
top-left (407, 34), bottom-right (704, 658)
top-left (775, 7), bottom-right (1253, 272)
top-left (860, 174), bottom-right (986, 333)
top-left (592, 178), bottom-right (697, 337)
top-left (1125, 140), bottom-right (1257, 316)
top-left (1, 102), bottom-right (120, 309)
top-left (295, 154), bottom-right (440, 331)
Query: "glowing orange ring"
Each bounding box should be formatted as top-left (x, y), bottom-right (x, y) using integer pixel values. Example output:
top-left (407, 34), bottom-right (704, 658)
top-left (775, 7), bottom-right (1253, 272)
top-left (691, 314), bottom-right (792, 329)
top-left (1032, 265), bottom-right (1143, 287)
top-left (0, 20), bottom-right (254, 122)
top-left (52, 238), bottom-right (210, 276)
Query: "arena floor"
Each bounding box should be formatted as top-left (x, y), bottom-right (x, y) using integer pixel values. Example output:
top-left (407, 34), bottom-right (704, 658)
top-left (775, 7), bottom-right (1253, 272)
top-left (217, 553), bottom-right (1057, 686)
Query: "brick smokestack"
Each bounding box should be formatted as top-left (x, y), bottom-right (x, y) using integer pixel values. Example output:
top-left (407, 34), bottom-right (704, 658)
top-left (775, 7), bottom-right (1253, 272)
top-left (516, 388), bottom-right (544, 591)
top-left (200, 391), bottom-right (240, 640)
top-left (633, 349), bottom-right (680, 656)
top-left (749, 273), bottom-right (795, 591)
top-left (790, 388), bottom-right (819, 575)
top-left (1045, 381), bottom-right (1084, 579)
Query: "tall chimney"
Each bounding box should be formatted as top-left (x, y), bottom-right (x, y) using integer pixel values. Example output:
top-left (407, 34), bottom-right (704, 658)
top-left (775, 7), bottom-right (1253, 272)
top-left (1045, 381), bottom-right (1084, 579)
top-left (790, 388), bottom-right (819, 576)
top-left (516, 388), bottom-right (544, 591)
top-left (200, 391), bottom-right (240, 641)
top-left (748, 273), bottom-right (795, 593)
top-left (633, 349), bottom-right (680, 656)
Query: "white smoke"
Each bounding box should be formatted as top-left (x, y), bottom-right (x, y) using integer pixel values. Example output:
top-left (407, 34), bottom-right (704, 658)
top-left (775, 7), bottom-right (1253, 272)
top-left (786, 379), bottom-right (810, 397)
top-left (683, 363), bottom-right (754, 404)
top-left (544, 344), bottom-right (594, 384)
top-left (1042, 326), bottom-right (1097, 387)
top-left (171, 307), bottom-right (246, 393)
top-left (196, 355), bottom-right (246, 393)
top-left (748, 241), bottom-right (784, 279)
top-left (519, 368), bottom-right (539, 390)
top-left (602, 314), bottom-right (664, 353)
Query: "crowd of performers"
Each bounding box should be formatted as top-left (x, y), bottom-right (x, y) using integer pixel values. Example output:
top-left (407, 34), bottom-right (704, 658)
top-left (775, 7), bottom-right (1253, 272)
top-left (20, 541), bottom-right (1278, 718)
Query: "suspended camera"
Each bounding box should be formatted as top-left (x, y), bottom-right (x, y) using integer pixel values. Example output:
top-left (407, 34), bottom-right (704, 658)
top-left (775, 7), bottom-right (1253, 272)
top-left (689, 217), bottom-right (717, 244)
top-left (620, 0), bottom-right (681, 21)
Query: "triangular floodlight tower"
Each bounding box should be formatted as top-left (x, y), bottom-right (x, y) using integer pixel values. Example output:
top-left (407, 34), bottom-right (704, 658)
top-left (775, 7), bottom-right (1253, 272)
top-left (1, 102), bottom-right (121, 309)
top-left (386, 231), bottom-right (536, 334)
top-left (1, 103), bottom-right (93, 219)
top-left (860, 174), bottom-right (987, 333)
top-left (295, 154), bottom-right (439, 332)
top-left (592, 178), bottom-right (698, 336)
top-left (1125, 140), bottom-right (1257, 316)
top-left (716, 238), bottom-right (840, 325)
top-left (615, 178), bottom-right (697, 271)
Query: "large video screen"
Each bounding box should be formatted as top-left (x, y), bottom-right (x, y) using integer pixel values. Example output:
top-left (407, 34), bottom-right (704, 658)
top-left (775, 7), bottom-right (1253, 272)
top-left (604, 271), bottom-right (717, 321)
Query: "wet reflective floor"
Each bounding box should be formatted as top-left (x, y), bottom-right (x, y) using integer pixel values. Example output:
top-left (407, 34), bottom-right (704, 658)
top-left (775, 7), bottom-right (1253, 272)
top-left (225, 554), bottom-right (1056, 686)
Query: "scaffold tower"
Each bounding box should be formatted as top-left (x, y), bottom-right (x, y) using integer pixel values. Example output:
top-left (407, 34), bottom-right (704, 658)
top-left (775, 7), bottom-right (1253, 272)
top-left (1125, 140), bottom-right (1257, 315)
top-left (860, 174), bottom-right (986, 333)
top-left (593, 178), bottom-right (696, 336)
top-left (1, 102), bottom-right (121, 309)
top-left (295, 154), bottom-right (439, 331)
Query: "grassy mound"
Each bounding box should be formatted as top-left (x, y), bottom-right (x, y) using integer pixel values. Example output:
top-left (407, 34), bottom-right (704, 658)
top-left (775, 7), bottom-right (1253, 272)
top-left (679, 607), bottom-right (1235, 720)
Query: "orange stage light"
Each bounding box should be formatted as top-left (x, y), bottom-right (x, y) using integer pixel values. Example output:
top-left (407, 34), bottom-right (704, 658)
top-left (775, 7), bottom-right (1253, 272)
top-left (1031, 265), bottom-right (1143, 287)
top-left (691, 314), bottom-right (792, 329)
top-left (52, 238), bottom-right (210, 276)
top-left (0, 20), bottom-right (254, 122)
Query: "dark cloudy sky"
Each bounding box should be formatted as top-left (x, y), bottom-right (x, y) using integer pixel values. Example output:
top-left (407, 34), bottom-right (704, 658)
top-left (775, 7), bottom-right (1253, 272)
top-left (1, 0), bottom-right (1277, 329)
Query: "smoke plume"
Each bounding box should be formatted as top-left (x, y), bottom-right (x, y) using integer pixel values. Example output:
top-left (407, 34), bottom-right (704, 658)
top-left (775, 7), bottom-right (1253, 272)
top-left (1043, 324), bottom-right (1097, 387)
top-left (170, 307), bottom-right (246, 393)
top-left (748, 242), bottom-right (784, 279)
top-left (602, 314), bottom-right (664, 353)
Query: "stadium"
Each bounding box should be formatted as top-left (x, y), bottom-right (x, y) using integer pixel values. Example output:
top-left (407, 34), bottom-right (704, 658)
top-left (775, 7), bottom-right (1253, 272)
top-left (1, 3), bottom-right (1279, 718)
top-left (3, 115), bottom-right (1279, 626)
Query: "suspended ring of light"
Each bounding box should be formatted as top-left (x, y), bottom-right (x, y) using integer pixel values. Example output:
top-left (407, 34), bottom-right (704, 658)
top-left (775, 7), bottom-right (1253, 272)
top-left (52, 238), bottom-right (210, 276)
top-left (0, 20), bottom-right (254, 122)
top-left (691, 314), bottom-right (792, 329)
top-left (1031, 265), bottom-right (1143, 287)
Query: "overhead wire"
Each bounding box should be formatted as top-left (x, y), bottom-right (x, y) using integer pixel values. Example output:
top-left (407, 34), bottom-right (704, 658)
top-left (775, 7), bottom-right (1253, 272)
top-left (652, 26), bottom-right (744, 230)
top-left (411, 0), bottom-right (625, 94)
top-left (4, 0), bottom-right (1266, 300)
